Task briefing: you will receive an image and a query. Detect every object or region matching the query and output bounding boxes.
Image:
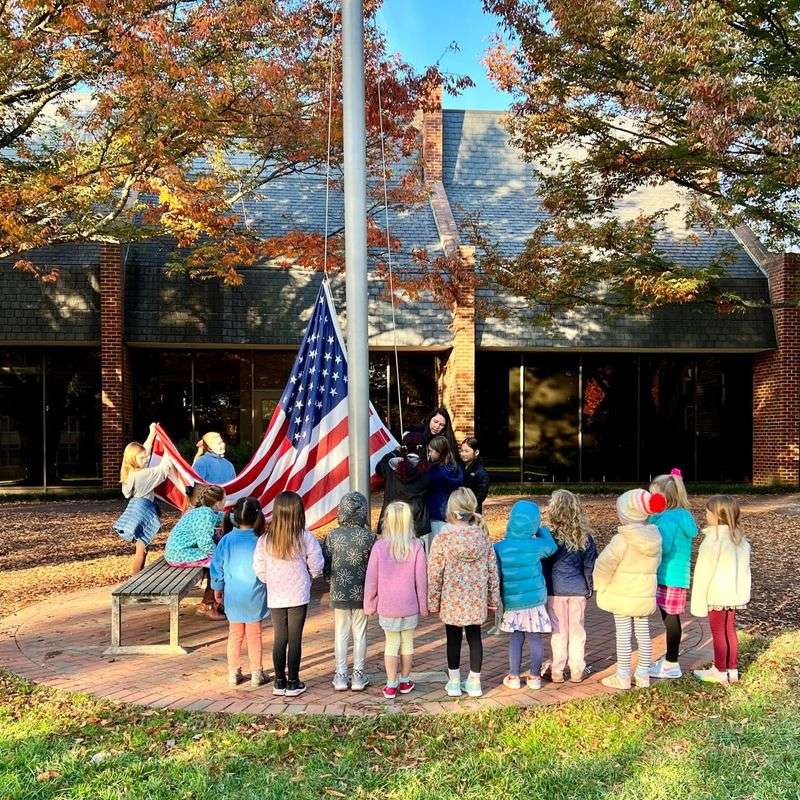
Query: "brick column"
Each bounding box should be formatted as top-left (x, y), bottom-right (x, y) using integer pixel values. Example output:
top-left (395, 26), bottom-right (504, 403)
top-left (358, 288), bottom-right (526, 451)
top-left (100, 242), bottom-right (129, 488)
top-left (422, 83), bottom-right (443, 183)
top-left (753, 253), bottom-right (800, 485)
top-left (440, 246), bottom-right (476, 441)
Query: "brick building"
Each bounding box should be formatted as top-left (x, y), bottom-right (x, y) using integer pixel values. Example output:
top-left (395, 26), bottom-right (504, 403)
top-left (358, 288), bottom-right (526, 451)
top-left (0, 100), bottom-right (797, 489)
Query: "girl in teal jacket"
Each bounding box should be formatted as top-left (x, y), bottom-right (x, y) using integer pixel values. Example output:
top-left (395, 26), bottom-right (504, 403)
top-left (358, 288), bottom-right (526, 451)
top-left (494, 501), bottom-right (557, 690)
top-left (647, 469), bottom-right (699, 679)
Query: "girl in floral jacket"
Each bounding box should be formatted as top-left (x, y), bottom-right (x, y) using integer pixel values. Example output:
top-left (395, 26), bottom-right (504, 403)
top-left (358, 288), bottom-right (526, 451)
top-left (427, 487), bottom-right (500, 699)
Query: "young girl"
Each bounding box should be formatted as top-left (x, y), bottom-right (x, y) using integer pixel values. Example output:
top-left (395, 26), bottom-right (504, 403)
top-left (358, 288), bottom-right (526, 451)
top-left (459, 437), bottom-right (490, 514)
top-left (210, 497), bottom-right (269, 687)
top-left (594, 488), bottom-right (665, 690)
top-left (425, 435), bottom-right (464, 549)
top-left (691, 495), bottom-right (751, 684)
top-left (253, 491), bottom-right (324, 698)
top-left (113, 422), bottom-right (173, 575)
top-left (428, 487), bottom-right (500, 698)
top-left (193, 431), bottom-right (237, 483)
top-left (543, 490), bottom-right (598, 683)
top-left (363, 501), bottom-right (428, 699)
top-left (165, 484), bottom-right (226, 620)
top-left (494, 500), bottom-right (557, 690)
top-left (648, 468), bottom-right (699, 680)
top-left (376, 432), bottom-right (431, 538)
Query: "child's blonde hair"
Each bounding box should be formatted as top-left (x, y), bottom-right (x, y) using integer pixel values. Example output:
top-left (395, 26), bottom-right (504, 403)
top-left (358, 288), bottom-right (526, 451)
top-left (445, 487), bottom-right (485, 531)
top-left (119, 442), bottom-right (146, 485)
top-left (706, 495), bottom-right (744, 545)
top-left (650, 471), bottom-right (690, 510)
top-left (266, 491), bottom-right (306, 560)
top-left (548, 489), bottom-right (593, 551)
top-left (382, 501), bottom-right (415, 562)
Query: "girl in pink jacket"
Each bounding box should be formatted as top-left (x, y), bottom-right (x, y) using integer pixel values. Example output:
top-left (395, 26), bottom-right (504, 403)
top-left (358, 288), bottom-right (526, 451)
top-left (364, 501), bottom-right (428, 700)
top-left (253, 491), bottom-right (324, 699)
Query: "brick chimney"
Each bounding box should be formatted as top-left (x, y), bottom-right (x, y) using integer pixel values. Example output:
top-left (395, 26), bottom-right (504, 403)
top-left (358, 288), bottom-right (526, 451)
top-left (422, 83), bottom-right (443, 183)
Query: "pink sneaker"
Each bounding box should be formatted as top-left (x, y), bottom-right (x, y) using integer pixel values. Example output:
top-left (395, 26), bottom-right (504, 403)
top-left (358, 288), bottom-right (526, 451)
top-left (383, 685), bottom-right (399, 699)
top-left (398, 680), bottom-right (415, 694)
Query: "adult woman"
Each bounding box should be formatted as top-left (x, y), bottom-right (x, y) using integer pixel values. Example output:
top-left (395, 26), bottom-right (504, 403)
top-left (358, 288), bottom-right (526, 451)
top-left (459, 437), bottom-right (490, 513)
top-left (425, 435), bottom-right (463, 550)
top-left (193, 431), bottom-right (236, 483)
top-left (376, 432), bottom-right (431, 538)
top-left (414, 407), bottom-right (460, 466)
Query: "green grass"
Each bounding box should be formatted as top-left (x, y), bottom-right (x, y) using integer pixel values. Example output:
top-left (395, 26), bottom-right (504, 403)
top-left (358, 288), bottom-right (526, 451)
top-left (1, 633), bottom-right (799, 799)
top-left (489, 482), bottom-right (799, 496)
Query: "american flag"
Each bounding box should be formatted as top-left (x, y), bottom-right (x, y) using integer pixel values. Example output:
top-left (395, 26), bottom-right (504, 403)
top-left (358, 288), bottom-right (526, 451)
top-left (151, 279), bottom-right (397, 529)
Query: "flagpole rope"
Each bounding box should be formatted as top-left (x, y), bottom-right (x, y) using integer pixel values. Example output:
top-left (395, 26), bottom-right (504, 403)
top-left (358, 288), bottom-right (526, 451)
top-left (322, 3), bottom-right (337, 281)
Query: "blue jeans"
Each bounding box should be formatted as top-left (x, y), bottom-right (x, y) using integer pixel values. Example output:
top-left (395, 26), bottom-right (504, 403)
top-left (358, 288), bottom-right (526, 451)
top-left (509, 631), bottom-right (543, 677)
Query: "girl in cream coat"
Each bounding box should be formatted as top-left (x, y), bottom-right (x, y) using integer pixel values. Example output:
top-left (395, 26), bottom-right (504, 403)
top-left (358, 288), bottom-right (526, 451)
top-left (593, 489), bottom-right (665, 690)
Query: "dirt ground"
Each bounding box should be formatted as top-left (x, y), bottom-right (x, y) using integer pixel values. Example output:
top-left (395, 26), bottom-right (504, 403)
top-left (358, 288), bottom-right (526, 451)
top-left (1, 494), bottom-right (798, 633)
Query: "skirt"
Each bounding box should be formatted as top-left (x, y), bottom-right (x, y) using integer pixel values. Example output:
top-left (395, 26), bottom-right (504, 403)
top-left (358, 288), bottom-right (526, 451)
top-left (500, 604), bottom-right (552, 634)
top-left (656, 585), bottom-right (687, 615)
top-left (380, 614), bottom-right (419, 632)
top-left (113, 498), bottom-right (162, 546)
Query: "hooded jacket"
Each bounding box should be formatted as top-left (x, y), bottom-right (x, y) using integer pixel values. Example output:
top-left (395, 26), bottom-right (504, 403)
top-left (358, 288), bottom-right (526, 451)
top-left (376, 451), bottom-right (431, 536)
top-left (593, 523), bottom-right (662, 617)
top-left (493, 501), bottom-right (558, 610)
top-left (648, 507), bottom-right (699, 589)
top-left (427, 521), bottom-right (500, 626)
top-left (690, 525), bottom-right (751, 617)
top-left (321, 492), bottom-right (376, 609)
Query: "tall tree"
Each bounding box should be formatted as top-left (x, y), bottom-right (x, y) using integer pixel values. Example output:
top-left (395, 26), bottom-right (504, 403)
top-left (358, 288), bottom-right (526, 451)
top-left (1, 0), bottom-right (469, 284)
top-left (481, 0), bottom-right (800, 311)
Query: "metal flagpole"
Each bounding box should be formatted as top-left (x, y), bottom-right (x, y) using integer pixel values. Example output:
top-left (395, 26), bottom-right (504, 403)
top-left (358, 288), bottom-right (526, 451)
top-left (341, 0), bottom-right (371, 500)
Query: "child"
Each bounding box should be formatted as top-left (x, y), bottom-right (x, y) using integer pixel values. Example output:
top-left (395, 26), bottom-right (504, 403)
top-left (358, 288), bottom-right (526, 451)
top-left (428, 487), bottom-right (500, 698)
top-left (648, 468), bottom-right (699, 679)
top-left (363, 501), bottom-right (428, 699)
top-left (425, 435), bottom-right (464, 549)
top-left (165, 484), bottom-right (226, 620)
top-left (459, 437), bottom-right (490, 513)
top-left (113, 422), bottom-right (173, 575)
top-left (690, 495), bottom-right (751, 684)
top-left (210, 496), bottom-right (269, 687)
top-left (253, 491), bottom-right (324, 698)
top-left (193, 431), bottom-right (237, 483)
top-left (594, 489), bottom-right (665, 690)
top-left (543, 490), bottom-right (598, 683)
top-left (376, 432), bottom-right (431, 538)
top-left (322, 491), bottom-right (376, 692)
top-left (494, 500), bottom-right (557, 690)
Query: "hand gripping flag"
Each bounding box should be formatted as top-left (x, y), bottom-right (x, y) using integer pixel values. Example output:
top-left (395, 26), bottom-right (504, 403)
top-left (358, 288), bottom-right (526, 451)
top-left (149, 279), bottom-right (397, 529)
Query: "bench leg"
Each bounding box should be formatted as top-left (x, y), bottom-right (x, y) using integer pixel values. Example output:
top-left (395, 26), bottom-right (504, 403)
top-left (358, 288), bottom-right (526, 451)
top-left (169, 598), bottom-right (180, 650)
top-left (111, 596), bottom-right (122, 649)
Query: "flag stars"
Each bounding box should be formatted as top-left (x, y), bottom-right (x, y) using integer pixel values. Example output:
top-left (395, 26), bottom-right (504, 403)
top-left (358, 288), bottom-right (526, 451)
top-left (322, 368), bottom-right (329, 378)
top-left (324, 352), bottom-right (332, 361)
top-left (294, 400), bottom-right (303, 409)
top-left (332, 372), bottom-right (339, 381)
top-left (330, 387), bottom-right (338, 396)
top-left (335, 355), bottom-right (342, 364)
top-left (316, 401), bottom-right (323, 409)
top-left (327, 336), bottom-right (334, 344)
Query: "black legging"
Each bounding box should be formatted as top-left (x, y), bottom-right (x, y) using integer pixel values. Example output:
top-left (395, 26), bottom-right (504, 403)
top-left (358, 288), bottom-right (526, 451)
top-left (445, 624), bottom-right (483, 673)
top-left (660, 607), bottom-right (682, 663)
top-left (272, 605), bottom-right (308, 682)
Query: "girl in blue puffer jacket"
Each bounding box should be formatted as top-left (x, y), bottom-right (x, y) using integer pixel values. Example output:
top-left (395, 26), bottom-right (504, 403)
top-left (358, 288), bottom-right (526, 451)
top-left (648, 468), bottom-right (699, 680)
top-left (494, 500), bottom-right (557, 690)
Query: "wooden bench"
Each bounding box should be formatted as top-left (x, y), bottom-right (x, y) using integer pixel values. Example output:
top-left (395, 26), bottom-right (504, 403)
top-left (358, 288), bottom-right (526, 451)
top-left (105, 558), bottom-right (205, 655)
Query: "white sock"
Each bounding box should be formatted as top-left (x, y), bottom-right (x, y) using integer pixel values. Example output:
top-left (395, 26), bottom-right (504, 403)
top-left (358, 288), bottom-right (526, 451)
top-left (400, 675), bottom-right (410, 683)
top-left (468, 671), bottom-right (480, 681)
top-left (448, 668), bottom-right (460, 681)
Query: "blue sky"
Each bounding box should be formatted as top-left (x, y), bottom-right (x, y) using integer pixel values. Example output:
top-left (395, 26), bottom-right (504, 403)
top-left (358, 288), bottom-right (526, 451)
top-left (378, 0), bottom-right (512, 110)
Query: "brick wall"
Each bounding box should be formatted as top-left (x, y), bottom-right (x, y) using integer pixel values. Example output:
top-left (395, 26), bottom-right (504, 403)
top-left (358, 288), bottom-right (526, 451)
top-left (422, 84), bottom-right (443, 183)
top-left (753, 253), bottom-right (800, 485)
top-left (100, 242), bottom-right (129, 488)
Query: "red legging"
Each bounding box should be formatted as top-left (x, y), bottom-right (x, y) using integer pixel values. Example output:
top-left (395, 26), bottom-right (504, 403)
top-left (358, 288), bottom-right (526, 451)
top-left (708, 609), bottom-right (738, 670)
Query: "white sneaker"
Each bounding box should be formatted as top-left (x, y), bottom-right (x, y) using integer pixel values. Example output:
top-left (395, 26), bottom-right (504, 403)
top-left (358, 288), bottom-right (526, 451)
top-left (650, 658), bottom-right (682, 679)
top-left (445, 677), bottom-right (462, 697)
top-left (332, 672), bottom-right (349, 691)
top-left (503, 675), bottom-right (521, 690)
top-left (461, 676), bottom-right (483, 697)
top-left (634, 672), bottom-right (651, 688)
top-left (693, 665), bottom-right (729, 684)
top-left (526, 675), bottom-right (542, 690)
top-left (601, 673), bottom-right (631, 690)
top-left (728, 669), bottom-right (739, 683)
top-left (350, 670), bottom-right (370, 691)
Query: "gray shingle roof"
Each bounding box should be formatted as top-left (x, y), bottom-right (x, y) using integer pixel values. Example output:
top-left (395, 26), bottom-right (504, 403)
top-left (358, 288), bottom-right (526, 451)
top-left (443, 110), bottom-right (776, 351)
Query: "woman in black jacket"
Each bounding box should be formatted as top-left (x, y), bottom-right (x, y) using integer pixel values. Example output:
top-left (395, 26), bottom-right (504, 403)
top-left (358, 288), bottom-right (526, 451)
top-left (412, 407), bottom-right (461, 466)
top-left (375, 432), bottom-right (430, 537)
top-left (459, 437), bottom-right (490, 513)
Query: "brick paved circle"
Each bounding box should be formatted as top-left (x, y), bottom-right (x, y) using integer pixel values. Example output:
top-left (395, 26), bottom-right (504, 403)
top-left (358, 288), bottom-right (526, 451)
top-left (0, 581), bottom-right (712, 716)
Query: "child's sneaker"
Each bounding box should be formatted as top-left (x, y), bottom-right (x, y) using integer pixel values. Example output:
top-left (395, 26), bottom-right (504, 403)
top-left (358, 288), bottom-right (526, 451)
top-left (462, 676), bottom-right (483, 697)
top-left (398, 679), bottom-right (415, 694)
top-left (634, 672), bottom-right (651, 688)
top-left (250, 669), bottom-right (269, 687)
top-left (503, 675), bottom-right (521, 690)
top-left (350, 670), bottom-right (370, 691)
top-left (228, 668), bottom-right (243, 687)
top-left (601, 673), bottom-right (632, 690)
top-left (285, 680), bottom-right (307, 697)
top-left (550, 671), bottom-right (565, 684)
top-left (383, 684), bottom-right (399, 700)
top-left (445, 677), bottom-right (463, 697)
top-left (727, 669), bottom-right (739, 683)
top-left (649, 657), bottom-right (682, 679)
top-left (693, 665), bottom-right (729, 684)
top-left (526, 675), bottom-right (542, 690)
top-left (332, 672), bottom-right (349, 691)
top-left (569, 668), bottom-right (585, 683)
top-left (272, 678), bottom-right (287, 696)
